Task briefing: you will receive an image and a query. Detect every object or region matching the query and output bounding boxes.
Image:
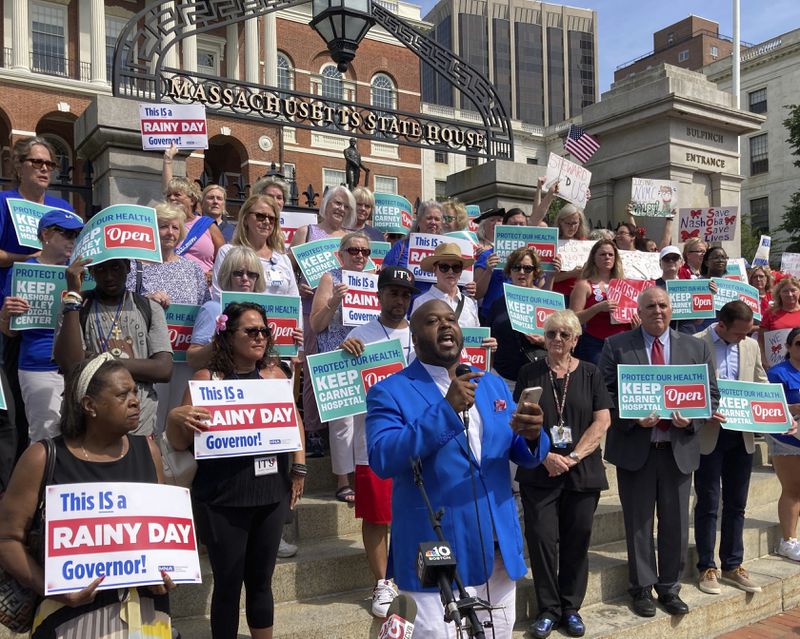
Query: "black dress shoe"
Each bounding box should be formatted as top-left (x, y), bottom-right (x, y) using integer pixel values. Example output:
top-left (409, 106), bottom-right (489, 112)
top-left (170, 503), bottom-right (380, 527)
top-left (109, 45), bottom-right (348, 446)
top-left (563, 613), bottom-right (586, 637)
top-left (631, 590), bottom-right (656, 617)
top-left (528, 616), bottom-right (556, 639)
top-left (658, 593), bottom-right (689, 615)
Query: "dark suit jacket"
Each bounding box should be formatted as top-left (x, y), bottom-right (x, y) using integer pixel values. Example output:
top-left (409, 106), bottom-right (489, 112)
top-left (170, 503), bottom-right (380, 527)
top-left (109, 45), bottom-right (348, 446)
top-left (599, 327), bottom-right (719, 474)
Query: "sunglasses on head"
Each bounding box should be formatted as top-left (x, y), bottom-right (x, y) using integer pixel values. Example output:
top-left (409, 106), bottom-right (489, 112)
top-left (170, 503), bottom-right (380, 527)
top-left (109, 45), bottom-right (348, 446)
top-left (25, 158), bottom-right (57, 171)
top-left (240, 326), bottom-right (270, 339)
top-left (345, 247), bottom-right (371, 257)
top-left (51, 226), bottom-right (80, 240)
top-left (252, 212), bottom-right (276, 223)
top-left (510, 264), bottom-right (535, 273)
top-left (231, 269), bottom-right (260, 280)
top-left (544, 330), bottom-right (572, 340)
top-left (436, 263), bottom-right (463, 274)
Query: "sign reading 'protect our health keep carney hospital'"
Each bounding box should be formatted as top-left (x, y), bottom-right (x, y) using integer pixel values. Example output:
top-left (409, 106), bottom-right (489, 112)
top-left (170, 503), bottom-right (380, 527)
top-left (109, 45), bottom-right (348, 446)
top-left (617, 364), bottom-right (712, 420)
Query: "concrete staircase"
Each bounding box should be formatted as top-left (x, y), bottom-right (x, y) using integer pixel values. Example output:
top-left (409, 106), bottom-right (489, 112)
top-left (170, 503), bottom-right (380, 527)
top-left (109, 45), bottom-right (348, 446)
top-left (1, 442), bottom-right (793, 639)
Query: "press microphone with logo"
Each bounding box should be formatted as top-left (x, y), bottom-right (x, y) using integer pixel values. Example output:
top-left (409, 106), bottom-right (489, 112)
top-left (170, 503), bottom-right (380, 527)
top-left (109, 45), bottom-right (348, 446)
top-left (417, 541), bottom-right (460, 624)
top-left (377, 594), bottom-right (417, 638)
top-left (455, 363), bottom-right (472, 429)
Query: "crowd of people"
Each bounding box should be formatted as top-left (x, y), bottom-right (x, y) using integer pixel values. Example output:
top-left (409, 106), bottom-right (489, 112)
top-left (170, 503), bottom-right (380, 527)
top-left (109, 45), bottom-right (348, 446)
top-left (0, 134), bottom-right (798, 639)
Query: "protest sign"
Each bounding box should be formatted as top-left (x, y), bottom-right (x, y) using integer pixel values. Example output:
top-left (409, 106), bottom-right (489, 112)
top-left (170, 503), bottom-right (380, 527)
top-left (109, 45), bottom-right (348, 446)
top-left (666, 279), bottom-right (715, 320)
top-left (189, 378), bottom-right (303, 459)
top-left (617, 364), bottom-right (712, 419)
top-left (494, 225), bottom-right (559, 271)
top-left (543, 153), bottom-right (591, 209)
top-left (220, 292), bottom-right (301, 357)
top-left (290, 237), bottom-right (341, 288)
top-left (342, 270), bottom-right (380, 326)
top-left (718, 380), bottom-right (793, 433)
top-left (618, 250), bottom-right (662, 280)
top-left (503, 283), bottom-right (565, 336)
top-left (71, 205), bottom-right (162, 266)
top-left (308, 339), bottom-right (406, 421)
top-left (280, 210), bottom-right (318, 244)
top-left (45, 482), bottom-right (200, 595)
top-left (461, 327), bottom-right (491, 371)
top-left (764, 329), bottom-right (791, 369)
top-left (370, 241), bottom-right (391, 269)
top-left (712, 278), bottom-right (761, 321)
top-left (607, 279), bottom-right (655, 324)
top-left (752, 235), bottom-right (771, 267)
top-left (630, 178), bottom-right (679, 217)
top-left (9, 263), bottom-right (67, 330)
top-left (406, 233), bottom-right (474, 285)
top-left (725, 258), bottom-right (748, 282)
top-left (6, 199), bottom-right (82, 250)
top-left (139, 103), bottom-right (207, 150)
top-left (465, 205), bottom-right (480, 233)
top-left (164, 304), bottom-right (200, 363)
top-left (446, 230), bottom-right (479, 245)
top-left (557, 239), bottom-right (596, 272)
top-left (372, 193), bottom-right (413, 235)
top-left (781, 253), bottom-right (800, 278)
top-left (678, 206), bottom-right (738, 242)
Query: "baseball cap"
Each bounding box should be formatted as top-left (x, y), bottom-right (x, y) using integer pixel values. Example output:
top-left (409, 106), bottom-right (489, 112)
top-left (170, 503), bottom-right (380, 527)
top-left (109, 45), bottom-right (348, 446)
top-left (377, 266), bottom-right (420, 294)
top-left (474, 208), bottom-right (506, 223)
top-left (659, 245), bottom-right (681, 260)
top-left (38, 210), bottom-right (85, 234)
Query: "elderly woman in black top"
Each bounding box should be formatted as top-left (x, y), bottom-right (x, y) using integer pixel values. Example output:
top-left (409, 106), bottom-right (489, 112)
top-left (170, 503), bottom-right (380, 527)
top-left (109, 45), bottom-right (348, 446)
top-left (514, 309), bottom-right (612, 639)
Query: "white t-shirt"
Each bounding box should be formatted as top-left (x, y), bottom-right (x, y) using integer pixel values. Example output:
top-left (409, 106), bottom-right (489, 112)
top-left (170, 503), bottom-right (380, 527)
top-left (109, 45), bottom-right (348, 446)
top-left (349, 318), bottom-right (414, 466)
top-left (411, 285), bottom-right (480, 328)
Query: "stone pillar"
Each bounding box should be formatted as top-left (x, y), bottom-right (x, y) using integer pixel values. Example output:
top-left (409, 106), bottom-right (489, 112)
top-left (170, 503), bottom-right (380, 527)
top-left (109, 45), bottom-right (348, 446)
top-left (11, 0), bottom-right (30, 71)
top-left (264, 14), bottom-right (278, 85)
top-left (226, 24), bottom-right (239, 80)
top-left (89, 0), bottom-right (106, 84)
top-left (183, 23), bottom-right (197, 73)
top-left (245, 18), bottom-right (258, 84)
top-left (162, 2), bottom-right (180, 69)
top-left (446, 160), bottom-right (545, 214)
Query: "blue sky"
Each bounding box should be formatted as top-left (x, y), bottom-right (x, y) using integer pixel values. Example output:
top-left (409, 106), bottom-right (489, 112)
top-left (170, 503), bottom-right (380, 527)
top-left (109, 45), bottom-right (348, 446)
top-left (415, 0), bottom-right (800, 92)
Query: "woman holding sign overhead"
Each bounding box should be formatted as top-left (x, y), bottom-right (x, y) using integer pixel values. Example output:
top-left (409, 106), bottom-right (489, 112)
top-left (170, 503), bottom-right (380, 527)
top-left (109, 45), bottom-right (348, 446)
top-left (0, 354), bottom-right (175, 638)
top-left (168, 302), bottom-right (305, 639)
top-left (310, 231), bottom-right (371, 502)
top-left (1, 211), bottom-right (84, 441)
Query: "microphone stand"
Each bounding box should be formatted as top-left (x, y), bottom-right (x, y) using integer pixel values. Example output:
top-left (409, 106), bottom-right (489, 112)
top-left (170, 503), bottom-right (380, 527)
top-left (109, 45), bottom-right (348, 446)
top-left (411, 457), bottom-right (491, 639)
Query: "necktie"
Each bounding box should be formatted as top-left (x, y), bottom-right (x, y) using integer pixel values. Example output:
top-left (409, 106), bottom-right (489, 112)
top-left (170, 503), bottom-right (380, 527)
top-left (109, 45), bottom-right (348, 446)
top-left (651, 338), bottom-right (670, 431)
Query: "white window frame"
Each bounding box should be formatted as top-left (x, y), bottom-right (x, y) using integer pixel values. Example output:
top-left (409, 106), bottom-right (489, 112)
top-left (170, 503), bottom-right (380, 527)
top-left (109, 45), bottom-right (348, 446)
top-left (323, 168), bottom-right (346, 190)
top-left (105, 15), bottom-right (128, 79)
top-left (30, 1), bottom-right (68, 75)
top-left (374, 175), bottom-right (398, 194)
top-left (370, 73), bottom-right (396, 110)
top-left (677, 49), bottom-right (689, 62)
top-left (197, 35), bottom-right (225, 76)
top-left (282, 163), bottom-right (296, 181)
top-left (277, 52), bottom-right (294, 91)
top-left (710, 45), bottom-right (719, 58)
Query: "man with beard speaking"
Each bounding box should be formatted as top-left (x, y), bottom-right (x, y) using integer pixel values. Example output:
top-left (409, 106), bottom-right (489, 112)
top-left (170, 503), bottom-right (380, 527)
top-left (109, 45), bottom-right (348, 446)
top-left (366, 299), bottom-right (548, 637)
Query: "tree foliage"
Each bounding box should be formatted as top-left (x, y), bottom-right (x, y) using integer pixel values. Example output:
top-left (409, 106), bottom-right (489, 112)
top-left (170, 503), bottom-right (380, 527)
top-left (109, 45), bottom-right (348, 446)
top-left (777, 104), bottom-right (800, 252)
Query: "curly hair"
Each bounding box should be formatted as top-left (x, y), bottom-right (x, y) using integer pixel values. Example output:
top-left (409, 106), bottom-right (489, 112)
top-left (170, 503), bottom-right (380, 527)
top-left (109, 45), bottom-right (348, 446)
top-left (208, 302), bottom-right (276, 377)
top-left (60, 357), bottom-right (129, 439)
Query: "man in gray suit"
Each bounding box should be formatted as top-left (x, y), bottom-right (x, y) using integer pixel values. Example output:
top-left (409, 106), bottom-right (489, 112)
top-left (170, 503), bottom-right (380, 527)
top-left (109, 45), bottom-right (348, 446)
top-left (600, 287), bottom-right (719, 618)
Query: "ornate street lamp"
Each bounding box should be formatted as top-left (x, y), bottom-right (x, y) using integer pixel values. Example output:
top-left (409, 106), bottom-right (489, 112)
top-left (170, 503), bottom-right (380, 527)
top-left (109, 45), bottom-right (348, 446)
top-left (310, 0), bottom-right (375, 73)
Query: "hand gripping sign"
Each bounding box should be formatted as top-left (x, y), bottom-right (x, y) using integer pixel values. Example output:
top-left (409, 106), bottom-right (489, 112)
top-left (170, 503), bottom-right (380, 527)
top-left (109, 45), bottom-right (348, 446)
top-left (503, 283), bottom-right (566, 336)
top-left (290, 237), bottom-right (342, 288)
top-left (342, 270), bottom-right (380, 326)
top-left (189, 378), bottom-right (303, 459)
top-left (70, 205), bottom-right (162, 266)
top-left (712, 278), bottom-right (761, 321)
top-left (139, 103), bottom-right (208, 150)
top-left (617, 364), bottom-right (712, 420)
top-left (9, 263), bottom-right (68, 331)
top-left (407, 233), bottom-right (474, 285)
top-left (6, 200), bottom-right (83, 250)
top-left (494, 225), bottom-right (559, 272)
top-left (45, 482), bottom-right (200, 595)
top-left (607, 278), bottom-right (655, 324)
top-left (666, 279), bottom-right (715, 320)
top-left (373, 193), bottom-right (414, 235)
top-left (718, 380), bottom-right (794, 434)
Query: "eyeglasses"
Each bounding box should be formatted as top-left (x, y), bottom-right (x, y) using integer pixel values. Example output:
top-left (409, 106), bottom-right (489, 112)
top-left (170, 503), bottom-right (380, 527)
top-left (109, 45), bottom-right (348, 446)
top-left (240, 327), bottom-right (270, 339)
top-left (689, 250), bottom-right (706, 255)
top-left (24, 158), bottom-right (57, 171)
top-left (252, 212), bottom-right (276, 224)
top-left (615, 231), bottom-right (631, 237)
top-left (510, 264), bottom-right (536, 273)
top-left (436, 263), bottom-right (463, 274)
top-left (442, 215), bottom-right (455, 223)
top-left (51, 226), bottom-right (80, 240)
top-left (345, 247), bottom-right (372, 257)
top-left (231, 269), bottom-right (260, 280)
top-left (545, 330), bottom-right (572, 340)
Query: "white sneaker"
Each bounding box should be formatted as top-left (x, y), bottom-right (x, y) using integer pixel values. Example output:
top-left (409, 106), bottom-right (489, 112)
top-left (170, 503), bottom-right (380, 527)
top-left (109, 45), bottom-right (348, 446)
top-left (277, 537), bottom-right (298, 558)
top-left (371, 579), bottom-right (398, 618)
top-left (777, 538), bottom-right (800, 561)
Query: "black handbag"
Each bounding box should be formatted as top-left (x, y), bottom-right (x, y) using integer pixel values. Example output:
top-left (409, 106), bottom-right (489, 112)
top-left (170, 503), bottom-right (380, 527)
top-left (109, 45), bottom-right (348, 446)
top-left (0, 438), bottom-right (56, 633)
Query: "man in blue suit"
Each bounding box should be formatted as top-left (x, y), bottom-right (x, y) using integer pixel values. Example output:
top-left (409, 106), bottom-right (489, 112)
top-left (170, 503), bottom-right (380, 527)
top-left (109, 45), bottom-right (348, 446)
top-left (366, 299), bottom-right (549, 637)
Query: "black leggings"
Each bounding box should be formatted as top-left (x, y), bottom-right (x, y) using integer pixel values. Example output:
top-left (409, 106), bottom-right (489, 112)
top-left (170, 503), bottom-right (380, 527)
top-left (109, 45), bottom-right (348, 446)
top-left (199, 498), bottom-right (289, 638)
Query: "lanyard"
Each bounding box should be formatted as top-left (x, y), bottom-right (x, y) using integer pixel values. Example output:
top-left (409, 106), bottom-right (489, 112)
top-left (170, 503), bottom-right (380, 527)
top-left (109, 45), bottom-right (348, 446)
top-left (548, 357), bottom-right (572, 428)
top-left (378, 320), bottom-right (411, 363)
top-left (95, 296), bottom-right (125, 354)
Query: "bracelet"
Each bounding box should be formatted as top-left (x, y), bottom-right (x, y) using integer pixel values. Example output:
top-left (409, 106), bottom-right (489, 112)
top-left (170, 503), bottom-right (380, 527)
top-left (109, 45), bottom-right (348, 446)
top-left (63, 302), bottom-right (82, 313)
top-left (291, 462), bottom-right (308, 477)
top-left (62, 291), bottom-right (82, 305)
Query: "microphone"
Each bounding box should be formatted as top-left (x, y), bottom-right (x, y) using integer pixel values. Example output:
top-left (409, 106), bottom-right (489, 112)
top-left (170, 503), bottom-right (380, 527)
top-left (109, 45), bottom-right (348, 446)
top-left (417, 541), bottom-right (460, 624)
top-left (455, 363), bottom-right (472, 429)
top-left (378, 594), bottom-right (417, 638)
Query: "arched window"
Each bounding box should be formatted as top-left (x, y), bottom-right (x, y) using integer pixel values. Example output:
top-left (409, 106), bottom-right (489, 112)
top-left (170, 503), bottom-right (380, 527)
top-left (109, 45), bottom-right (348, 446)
top-left (370, 74), bottom-right (396, 110)
top-left (277, 53), bottom-right (293, 91)
top-left (321, 65), bottom-right (343, 100)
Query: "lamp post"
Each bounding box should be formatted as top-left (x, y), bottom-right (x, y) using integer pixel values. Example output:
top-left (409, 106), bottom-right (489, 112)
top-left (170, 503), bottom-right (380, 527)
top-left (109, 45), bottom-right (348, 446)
top-left (309, 0), bottom-right (375, 73)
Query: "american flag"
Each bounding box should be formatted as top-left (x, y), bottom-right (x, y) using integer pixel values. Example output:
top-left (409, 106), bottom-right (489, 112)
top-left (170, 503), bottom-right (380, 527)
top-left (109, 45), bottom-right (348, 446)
top-left (564, 124), bottom-right (600, 164)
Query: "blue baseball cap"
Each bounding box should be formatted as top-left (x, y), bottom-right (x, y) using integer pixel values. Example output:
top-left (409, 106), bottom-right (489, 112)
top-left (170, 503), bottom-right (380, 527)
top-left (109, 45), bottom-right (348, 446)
top-left (38, 210), bottom-right (84, 234)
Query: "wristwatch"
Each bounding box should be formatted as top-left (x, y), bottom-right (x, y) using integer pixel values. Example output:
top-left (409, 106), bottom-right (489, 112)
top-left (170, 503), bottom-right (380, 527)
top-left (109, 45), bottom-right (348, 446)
top-left (568, 451), bottom-right (581, 462)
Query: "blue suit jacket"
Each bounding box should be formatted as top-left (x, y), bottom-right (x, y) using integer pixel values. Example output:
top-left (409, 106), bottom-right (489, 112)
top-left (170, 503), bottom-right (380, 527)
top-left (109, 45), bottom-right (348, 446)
top-left (366, 360), bottom-right (549, 591)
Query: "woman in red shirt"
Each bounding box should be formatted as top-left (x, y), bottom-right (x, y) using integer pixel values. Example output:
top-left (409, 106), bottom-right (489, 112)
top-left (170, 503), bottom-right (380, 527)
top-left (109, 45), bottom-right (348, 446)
top-left (749, 266), bottom-right (774, 318)
top-left (759, 276), bottom-right (800, 369)
top-left (678, 238), bottom-right (707, 279)
top-left (552, 204), bottom-right (590, 304)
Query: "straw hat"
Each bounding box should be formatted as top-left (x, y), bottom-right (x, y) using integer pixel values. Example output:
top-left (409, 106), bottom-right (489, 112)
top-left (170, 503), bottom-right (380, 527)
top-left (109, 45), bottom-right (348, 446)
top-left (419, 242), bottom-right (475, 272)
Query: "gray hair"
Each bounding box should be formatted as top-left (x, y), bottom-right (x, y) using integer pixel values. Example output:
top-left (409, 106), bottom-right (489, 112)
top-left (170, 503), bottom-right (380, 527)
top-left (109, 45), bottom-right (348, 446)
top-left (319, 185), bottom-right (357, 229)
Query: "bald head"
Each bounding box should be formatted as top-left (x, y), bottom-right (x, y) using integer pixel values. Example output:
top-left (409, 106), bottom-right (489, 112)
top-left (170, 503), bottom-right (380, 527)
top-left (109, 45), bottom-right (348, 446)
top-left (410, 299), bottom-right (464, 367)
top-left (638, 286), bottom-right (671, 337)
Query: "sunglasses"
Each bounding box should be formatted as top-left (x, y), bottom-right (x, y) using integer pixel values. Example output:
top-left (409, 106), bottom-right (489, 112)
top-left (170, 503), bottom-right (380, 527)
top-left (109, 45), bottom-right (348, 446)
top-left (544, 330), bottom-right (572, 340)
top-left (345, 247), bottom-right (372, 257)
top-left (510, 264), bottom-right (536, 273)
top-left (252, 212), bottom-right (276, 223)
top-left (51, 226), bottom-right (80, 240)
top-left (436, 263), bottom-right (463, 274)
top-left (24, 158), bottom-right (57, 171)
top-left (240, 326), bottom-right (270, 339)
top-left (231, 269), bottom-right (260, 280)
